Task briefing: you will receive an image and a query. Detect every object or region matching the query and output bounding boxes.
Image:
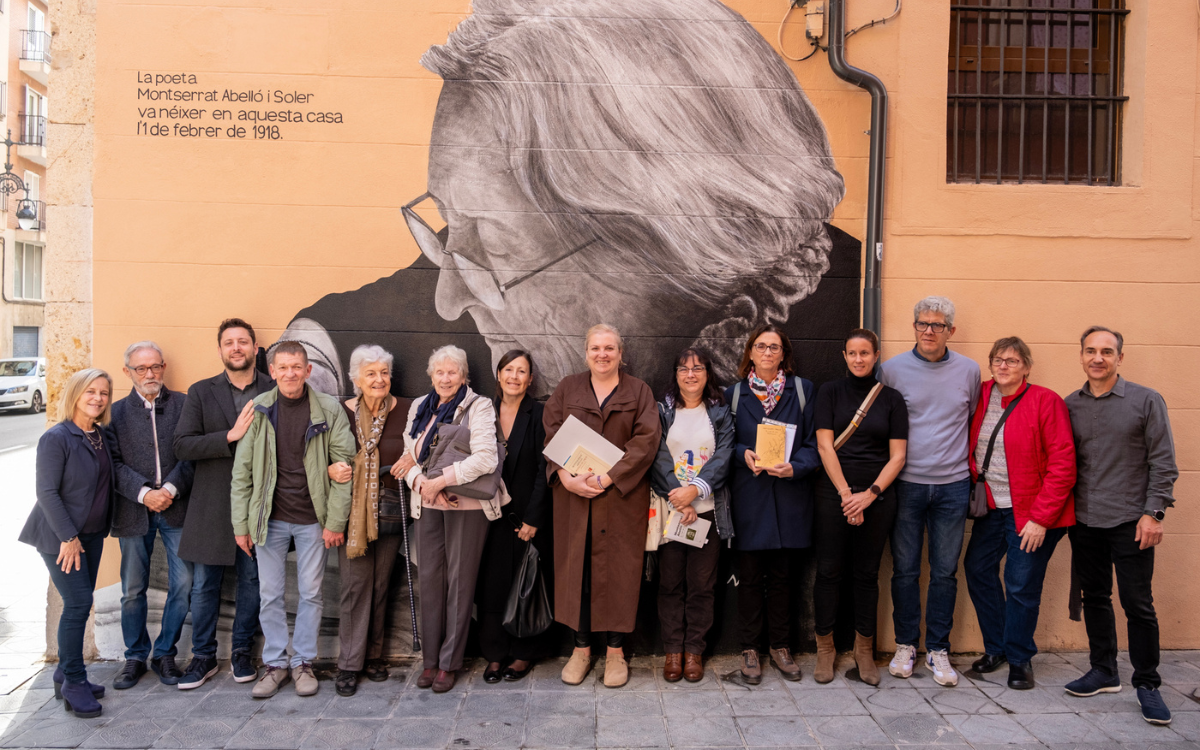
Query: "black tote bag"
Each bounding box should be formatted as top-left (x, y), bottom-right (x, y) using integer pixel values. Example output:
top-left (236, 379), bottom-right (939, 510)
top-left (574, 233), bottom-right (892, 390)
top-left (502, 541), bottom-right (553, 638)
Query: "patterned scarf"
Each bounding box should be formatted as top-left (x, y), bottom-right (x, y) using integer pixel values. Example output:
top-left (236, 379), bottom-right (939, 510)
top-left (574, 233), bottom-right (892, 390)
top-left (748, 369), bottom-right (787, 416)
top-left (347, 397), bottom-right (389, 560)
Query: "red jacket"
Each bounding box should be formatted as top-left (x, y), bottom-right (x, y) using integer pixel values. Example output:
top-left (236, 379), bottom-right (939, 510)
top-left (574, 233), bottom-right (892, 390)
top-left (968, 379), bottom-right (1076, 530)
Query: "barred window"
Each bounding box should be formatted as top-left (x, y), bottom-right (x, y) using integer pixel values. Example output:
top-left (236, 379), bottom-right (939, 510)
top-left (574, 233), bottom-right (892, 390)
top-left (948, 1), bottom-right (1128, 185)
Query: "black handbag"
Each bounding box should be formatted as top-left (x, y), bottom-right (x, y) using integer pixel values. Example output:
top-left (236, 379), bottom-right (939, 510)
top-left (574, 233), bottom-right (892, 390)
top-left (970, 384), bottom-right (1029, 519)
top-left (378, 485), bottom-right (411, 536)
top-left (502, 541), bottom-right (553, 638)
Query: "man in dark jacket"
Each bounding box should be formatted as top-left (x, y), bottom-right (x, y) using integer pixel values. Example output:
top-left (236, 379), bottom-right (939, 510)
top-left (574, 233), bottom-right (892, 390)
top-left (108, 341), bottom-right (194, 690)
top-left (173, 318), bottom-right (272, 689)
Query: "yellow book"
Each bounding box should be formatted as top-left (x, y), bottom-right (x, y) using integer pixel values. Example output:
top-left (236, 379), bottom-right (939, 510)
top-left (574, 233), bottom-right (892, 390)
top-left (564, 445), bottom-right (613, 476)
top-left (755, 423), bottom-right (787, 467)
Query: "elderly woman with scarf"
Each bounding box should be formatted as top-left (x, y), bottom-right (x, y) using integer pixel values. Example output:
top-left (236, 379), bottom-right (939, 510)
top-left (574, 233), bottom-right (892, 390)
top-left (326, 345), bottom-right (412, 697)
top-left (401, 344), bottom-right (507, 693)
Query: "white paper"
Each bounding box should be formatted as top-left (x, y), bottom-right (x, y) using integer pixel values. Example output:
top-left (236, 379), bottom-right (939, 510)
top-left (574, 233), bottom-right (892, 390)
top-left (663, 510), bottom-right (711, 548)
top-left (544, 414), bottom-right (626, 474)
top-left (762, 418), bottom-right (796, 462)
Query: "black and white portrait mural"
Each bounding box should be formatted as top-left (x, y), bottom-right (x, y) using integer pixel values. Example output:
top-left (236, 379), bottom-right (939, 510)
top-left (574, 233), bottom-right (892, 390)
top-left (283, 0), bottom-right (859, 399)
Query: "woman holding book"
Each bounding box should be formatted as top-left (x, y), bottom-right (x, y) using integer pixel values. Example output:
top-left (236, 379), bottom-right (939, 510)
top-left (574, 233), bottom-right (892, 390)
top-left (544, 324), bottom-right (661, 689)
top-left (813, 329), bottom-right (908, 686)
top-left (724, 324), bottom-right (820, 685)
top-left (650, 348), bottom-right (734, 683)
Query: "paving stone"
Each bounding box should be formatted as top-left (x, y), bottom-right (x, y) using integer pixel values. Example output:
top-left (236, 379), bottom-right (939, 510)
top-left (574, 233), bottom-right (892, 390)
top-left (862, 687), bottom-right (937, 715)
top-left (152, 716), bottom-right (249, 748)
top-left (734, 716), bottom-right (818, 746)
top-left (659, 690), bottom-right (732, 716)
top-left (320, 691), bottom-right (398, 719)
top-left (918, 686), bottom-right (1004, 715)
top-left (983, 686), bottom-right (1076, 714)
top-left (529, 691), bottom-right (595, 716)
top-left (0, 689), bottom-right (53, 715)
top-left (374, 717), bottom-right (454, 748)
top-left (186, 691), bottom-right (263, 718)
top-left (1165, 710), bottom-right (1200, 741)
top-left (226, 716), bottom-right (317, 749)
top-left (664, 715), bottom-right (742, 746)
top-left (1, 715), bottom-right (101, 748)
top-left (806, 714), bottom-right (892, 745)
top-left (728, 690), bottom-right (798, 716)
top-left (451, 716), bottom-right (525, 748)
top-left (79, 717), bottom-right (177, 748)
top-left (0, 712), bottom-right (37, 741)
top-left (946, 714), bottom-right (1039, 744)
top-left (1092, 712), bottom-right (1187, 743)
top-left (392, 691), bottom-right (464, 718)
top-left (111, 690), bottom-right (197, 720)
top-left (604, 666), bottom-right (656, 692)
top-left (524, 715), bottom-right (595, 747)
top-left (1156, 663), bottom-right (1200, 686)
top-left (875, 713), bottom-right (964, 744)
top-left (456, 690), bottom-right (526, 718)
top-left (1158, 686), bottom-right (1200, 712)
top-left (790, 687), bottom-right (870, 715)
top-left (596, 691), bottom-right (661, 716)
top-left (1014, 712), bottom-right (1117, 744)
top-left (298, 718), bottom-right (382, 750)
top-left (595, 715), bottom-right (668, 747)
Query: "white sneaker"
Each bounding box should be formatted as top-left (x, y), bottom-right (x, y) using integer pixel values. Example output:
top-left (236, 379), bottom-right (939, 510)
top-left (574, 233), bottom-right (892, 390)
top-left (926, 649), bottom-right (958, 686)
top-left (889, 644), bottom-right (916, 678)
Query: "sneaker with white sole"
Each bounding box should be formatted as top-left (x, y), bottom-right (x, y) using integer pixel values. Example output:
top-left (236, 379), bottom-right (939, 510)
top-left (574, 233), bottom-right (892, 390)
top-left (889, 644), bottom-right (916, 678)
top-left (926, 649), bottom-right (958, 686)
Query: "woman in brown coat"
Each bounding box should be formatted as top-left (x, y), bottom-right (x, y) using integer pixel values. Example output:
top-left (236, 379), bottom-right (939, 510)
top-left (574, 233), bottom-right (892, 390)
top-left (544, 324), bottom-right (661, 689)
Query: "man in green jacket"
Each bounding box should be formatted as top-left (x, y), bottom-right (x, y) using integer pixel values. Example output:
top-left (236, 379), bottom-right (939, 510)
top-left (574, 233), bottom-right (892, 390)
top-left (230, 340), bottom-right (354, 699)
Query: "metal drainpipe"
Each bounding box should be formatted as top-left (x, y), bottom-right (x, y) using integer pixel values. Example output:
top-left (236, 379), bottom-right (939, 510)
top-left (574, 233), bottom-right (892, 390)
top-left (826, 0), bottom-right (887, 336)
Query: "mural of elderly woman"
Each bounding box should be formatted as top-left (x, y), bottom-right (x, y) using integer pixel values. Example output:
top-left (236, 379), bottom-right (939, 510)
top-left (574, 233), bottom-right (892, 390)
top-left (281, 0), bottom-right (852, 400)
top-left (325, 345), bottom-right (412, 697)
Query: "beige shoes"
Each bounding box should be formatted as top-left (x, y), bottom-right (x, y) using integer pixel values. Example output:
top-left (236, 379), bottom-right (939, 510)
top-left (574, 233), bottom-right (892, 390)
top-left (293, 663), bottom-right (319, 696)
top-left (561, 650), bottom-right (594, 685)
top-left (251, 665), bottom-right (290, 698)
top-left (815, 633), bottom-right (836, 684)
top-left (603, 652), bottom-right (629, 689)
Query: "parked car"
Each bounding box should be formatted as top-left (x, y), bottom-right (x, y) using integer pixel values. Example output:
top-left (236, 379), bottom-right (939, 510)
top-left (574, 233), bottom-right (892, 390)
top-left (0, 357), bottom-right (47, 413)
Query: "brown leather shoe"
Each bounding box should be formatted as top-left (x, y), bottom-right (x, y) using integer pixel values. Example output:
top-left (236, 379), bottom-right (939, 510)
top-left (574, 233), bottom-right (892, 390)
top-left (770, 647), bottom-right (802, 682)
top-left (431, 669), bottom-right (456, 693)
top-left (416, 668), bottom-right (436, 689)
top-left (740, 649), bottom-right (762, 685)
top-left (854, 632), bottom-right (880, 686)
top-left (815, 633), bottom-right (836, 684)
top-left (663, 653), bottom-right (683, 683)
top-left (683, 653), bottom-right (704, 682)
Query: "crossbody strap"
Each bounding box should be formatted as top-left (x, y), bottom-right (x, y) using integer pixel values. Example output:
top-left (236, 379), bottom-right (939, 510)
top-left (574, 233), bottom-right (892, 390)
top-left (833, 382), bottom-right (884, 452)
top-left (978, 384), bottom-right (1030, 480)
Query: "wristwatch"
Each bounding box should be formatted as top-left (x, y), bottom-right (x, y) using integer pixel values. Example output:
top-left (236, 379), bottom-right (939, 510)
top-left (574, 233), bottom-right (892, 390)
top-left (868, 484), bottom-right (882, 498)
top-left (1145, 509), bottom-right (1165, 522)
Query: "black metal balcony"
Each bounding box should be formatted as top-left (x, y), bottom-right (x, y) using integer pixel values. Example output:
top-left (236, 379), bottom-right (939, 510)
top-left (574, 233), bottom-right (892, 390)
top-left (20, 30), bottom-right (51, 65)
top-left (18, 114), bottom-right (45, 147)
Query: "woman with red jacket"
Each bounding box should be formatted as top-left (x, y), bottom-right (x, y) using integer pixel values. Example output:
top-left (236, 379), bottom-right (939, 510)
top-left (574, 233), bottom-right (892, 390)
top-left (963, 336), bottom-right (1075, 691)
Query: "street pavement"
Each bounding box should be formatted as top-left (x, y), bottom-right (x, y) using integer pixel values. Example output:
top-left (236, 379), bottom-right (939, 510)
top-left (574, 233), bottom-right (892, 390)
top-left (0, 650), bottom-right (1198, 749)
top-left (0, 412), bottom-right (44, 453)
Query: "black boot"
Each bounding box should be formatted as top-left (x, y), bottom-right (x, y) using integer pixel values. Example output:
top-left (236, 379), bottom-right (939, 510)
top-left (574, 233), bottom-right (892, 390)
top-left (60, 681), bottom-right (103, 718)
top-left (1007, 662), bottom-right (1035, 690)
top-left (971, 653), bottom-right (1007, 674)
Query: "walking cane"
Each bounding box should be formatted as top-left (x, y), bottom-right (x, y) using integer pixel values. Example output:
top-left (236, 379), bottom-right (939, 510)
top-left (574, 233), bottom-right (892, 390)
top-left (382, 464), bottom-right (420, 652)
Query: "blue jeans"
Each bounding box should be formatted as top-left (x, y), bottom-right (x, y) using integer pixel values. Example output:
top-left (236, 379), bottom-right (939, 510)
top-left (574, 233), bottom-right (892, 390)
top-left (964, 507), bottom-right (1065, 664)
top-left (890, 478), bottom-right (970, 652)
top-left (42, 532), bottom-right (105, 683)
top-left (257, 520), bottom-right (327, 669)
top-left (119, 514), bottom-right (193, 661)
top-left (190, 550), bottom-right (261, 659)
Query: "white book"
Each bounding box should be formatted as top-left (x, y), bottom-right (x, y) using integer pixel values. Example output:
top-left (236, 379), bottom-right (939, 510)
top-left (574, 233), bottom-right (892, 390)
top-left (663, 510), bottom-right (711, 548)
top-left (762, 417), bottom-right (796, 461)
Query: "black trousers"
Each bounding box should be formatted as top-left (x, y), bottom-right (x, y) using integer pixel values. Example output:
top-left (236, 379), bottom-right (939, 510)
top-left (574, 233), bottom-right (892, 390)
top-left (813, 475), bottom-right (897, 638)
top-left (574, 511), bottom-right (625, 650)
top-left (736, 548), bottom-right (791, 651)
top-left (1069, 520), bottom-right (1160, 689)
top-left (657, 510), bottom-right (720, 654)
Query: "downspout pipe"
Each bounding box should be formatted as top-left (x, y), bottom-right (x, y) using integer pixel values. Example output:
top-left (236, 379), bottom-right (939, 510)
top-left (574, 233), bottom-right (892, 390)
top-left (827, 0), bottom-right (887, 336)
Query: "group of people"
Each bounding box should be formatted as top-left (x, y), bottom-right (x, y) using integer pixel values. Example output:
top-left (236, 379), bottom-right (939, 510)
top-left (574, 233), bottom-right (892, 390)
top-left (21, 296), bottom-right (1178, 729)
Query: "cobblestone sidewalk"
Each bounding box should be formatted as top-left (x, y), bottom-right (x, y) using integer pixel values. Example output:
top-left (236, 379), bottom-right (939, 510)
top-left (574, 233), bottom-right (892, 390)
top-left (2, 650), bottom-right (1199, 749)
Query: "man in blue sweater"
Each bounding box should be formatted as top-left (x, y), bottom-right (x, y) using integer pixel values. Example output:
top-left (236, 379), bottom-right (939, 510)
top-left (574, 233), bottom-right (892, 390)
top-left (878, 296), bottom-right (981, 686)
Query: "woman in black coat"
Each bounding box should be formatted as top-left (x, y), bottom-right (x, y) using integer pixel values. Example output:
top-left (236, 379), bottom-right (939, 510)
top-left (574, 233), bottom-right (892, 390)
top-left (18, 368), bottom-right (115, 718)
top-left (476, 350), bottom-right (553, 683)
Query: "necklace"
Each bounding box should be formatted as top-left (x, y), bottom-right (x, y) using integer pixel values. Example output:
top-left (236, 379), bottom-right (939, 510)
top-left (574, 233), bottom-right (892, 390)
top-left (84, 429), bottom-right (103, 450)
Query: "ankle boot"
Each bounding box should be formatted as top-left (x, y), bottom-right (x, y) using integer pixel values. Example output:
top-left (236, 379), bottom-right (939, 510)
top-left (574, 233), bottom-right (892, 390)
top-left (815, 633), bottom-right (836, 684)
top-left (854, 632), bottom-right (880, 686)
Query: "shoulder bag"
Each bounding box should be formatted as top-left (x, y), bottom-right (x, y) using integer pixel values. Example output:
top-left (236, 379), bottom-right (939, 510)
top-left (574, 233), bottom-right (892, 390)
top-left (421, 394), bottom-right (507, 500)
top-left (969, 385), bottom-right (1029, 519)
top-left (502, 539), bottom-right (554, 638)
top-left (832, 382), bottom-right (885, 452)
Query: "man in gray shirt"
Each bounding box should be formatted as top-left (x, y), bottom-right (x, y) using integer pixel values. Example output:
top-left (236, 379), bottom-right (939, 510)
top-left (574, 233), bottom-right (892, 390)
top-left (1064, 326), bottom-right (1177, 727)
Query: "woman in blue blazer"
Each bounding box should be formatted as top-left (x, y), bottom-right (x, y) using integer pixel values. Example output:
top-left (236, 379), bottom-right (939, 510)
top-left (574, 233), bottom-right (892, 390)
top-left (19, 368), bottom-right (116, 718)
top-left (723, 325), bottom-right (819, 685)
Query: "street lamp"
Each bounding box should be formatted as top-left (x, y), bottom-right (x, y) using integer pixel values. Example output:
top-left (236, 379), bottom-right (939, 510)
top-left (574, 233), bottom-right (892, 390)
top-left (0, 129), bottom-right (36, 231)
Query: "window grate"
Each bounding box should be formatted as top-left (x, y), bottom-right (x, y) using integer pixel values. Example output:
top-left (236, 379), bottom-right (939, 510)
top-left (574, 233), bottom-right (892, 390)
top-left (947, 0), bottom-right (1128, 186)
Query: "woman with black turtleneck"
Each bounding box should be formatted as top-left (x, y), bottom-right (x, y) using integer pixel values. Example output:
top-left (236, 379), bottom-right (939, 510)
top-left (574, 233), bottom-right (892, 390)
top-left (812, 329), bottom-right (908, 686)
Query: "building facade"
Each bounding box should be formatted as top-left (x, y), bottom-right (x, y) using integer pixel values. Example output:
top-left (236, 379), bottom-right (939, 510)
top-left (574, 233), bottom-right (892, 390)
top-left (44, 0), bottom-right (1199, 655)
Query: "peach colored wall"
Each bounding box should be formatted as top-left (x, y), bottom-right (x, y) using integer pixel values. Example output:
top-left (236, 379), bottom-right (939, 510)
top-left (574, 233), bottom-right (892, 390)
top-left (87, 0), bottom-right (1198, 647)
